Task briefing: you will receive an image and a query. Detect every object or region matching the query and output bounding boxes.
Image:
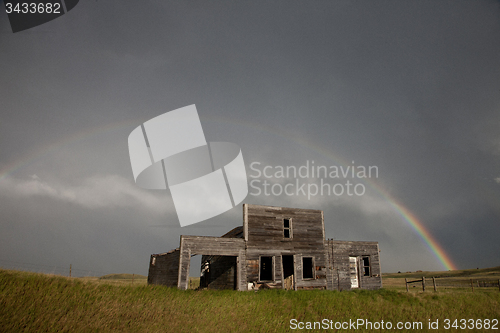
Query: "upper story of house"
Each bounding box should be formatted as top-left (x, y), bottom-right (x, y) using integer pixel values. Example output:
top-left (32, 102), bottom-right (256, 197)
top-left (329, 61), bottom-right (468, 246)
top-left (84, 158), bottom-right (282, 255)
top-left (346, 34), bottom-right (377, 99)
top-left (242, 204), bottom-right (325, 251)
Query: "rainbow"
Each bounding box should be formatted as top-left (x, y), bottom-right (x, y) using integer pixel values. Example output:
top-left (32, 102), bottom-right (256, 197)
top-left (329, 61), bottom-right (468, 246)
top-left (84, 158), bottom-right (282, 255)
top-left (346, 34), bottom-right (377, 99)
top-left (378, 191), bottom-right (457, 271)
top-left (206, 115), bottom-right (458, 271)
top-left (0, 114), bottom-right (458, 271)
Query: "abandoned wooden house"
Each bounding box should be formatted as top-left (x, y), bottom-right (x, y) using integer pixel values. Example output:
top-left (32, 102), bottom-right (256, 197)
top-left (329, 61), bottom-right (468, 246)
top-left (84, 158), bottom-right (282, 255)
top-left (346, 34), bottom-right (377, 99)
top-left (148, 204), bottom-right (382, 291)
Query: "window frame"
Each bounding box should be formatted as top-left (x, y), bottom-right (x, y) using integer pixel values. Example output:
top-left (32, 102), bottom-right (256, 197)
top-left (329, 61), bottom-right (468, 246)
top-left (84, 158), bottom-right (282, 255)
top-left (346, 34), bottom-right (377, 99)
top-left (283, 218), bottom-right (293, 240)
top-left (362, 256), bottom-right (371, 277)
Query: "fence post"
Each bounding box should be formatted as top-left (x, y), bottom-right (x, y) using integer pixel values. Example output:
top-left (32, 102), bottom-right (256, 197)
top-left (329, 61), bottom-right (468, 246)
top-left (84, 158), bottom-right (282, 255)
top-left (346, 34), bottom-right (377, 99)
top-left (405, 278), bottom-right (408, 292)
top-left (69, 264), bottom-right (72, 278)
top-left (422, 277), bottom-right (425, 292)
top-left (498, 279), bottom-right (500, 292)
top-left (132, 273), bottom-right (134, 284)
top-left (470, 279), bottom-right (474, 292)
top-left (432, 277), bottom-right (437, 292)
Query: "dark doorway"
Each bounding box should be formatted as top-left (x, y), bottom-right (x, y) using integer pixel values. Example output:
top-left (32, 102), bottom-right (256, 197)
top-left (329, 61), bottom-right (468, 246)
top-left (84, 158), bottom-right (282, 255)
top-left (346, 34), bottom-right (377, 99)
top-left (199, 255), bottom-right (237, 290)
top-left (302, 257), bottom-right (314, 279)
top-left (282, 255), bottom-right (295, 290)
top-left (260, 256), bottom-right (273, 281)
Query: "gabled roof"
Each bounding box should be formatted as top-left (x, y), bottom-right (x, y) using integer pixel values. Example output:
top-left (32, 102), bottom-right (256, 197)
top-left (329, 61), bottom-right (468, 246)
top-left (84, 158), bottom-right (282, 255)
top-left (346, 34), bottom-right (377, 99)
top-left (221, 226), bottom-right (244, 238)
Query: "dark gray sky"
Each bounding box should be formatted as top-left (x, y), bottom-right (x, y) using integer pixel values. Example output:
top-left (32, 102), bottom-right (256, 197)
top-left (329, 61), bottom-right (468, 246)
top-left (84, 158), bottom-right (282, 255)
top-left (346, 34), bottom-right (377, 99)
top-left (1, 0), bottom-right (500, 276)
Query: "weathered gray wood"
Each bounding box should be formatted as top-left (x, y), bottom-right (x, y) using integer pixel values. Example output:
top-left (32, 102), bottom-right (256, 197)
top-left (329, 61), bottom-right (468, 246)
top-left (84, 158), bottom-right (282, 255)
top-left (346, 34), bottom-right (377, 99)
top-left (148, 249), bottom-right (180, 287)
top-left (177, 236), bottom-right (246, 290)
top-left (243, 204), bottom-right (248, 242)
top-left (326, 240), bottom-right (382, 290)
top-left (148, 203), bottom-right (382, 292)
top-left (181, 236), bottom-right (244, 256)
top-left (244, 204), bottom-right (329, 290)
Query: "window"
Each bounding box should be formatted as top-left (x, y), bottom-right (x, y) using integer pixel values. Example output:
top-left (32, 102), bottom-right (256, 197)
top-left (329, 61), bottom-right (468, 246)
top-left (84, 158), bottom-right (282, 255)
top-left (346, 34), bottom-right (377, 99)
top-left (283, 218), bottom-right (292, 239)
top-left (259, 256), bottom-right (274, 281)
top-left (362, 256), bottom-right (370, 276)
top-left (302, 257), bottom-right (314, 279)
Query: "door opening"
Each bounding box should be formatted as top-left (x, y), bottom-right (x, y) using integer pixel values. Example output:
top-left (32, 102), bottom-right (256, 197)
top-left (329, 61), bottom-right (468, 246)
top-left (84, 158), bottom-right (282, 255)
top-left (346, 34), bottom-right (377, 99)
top-left (282, 255), bottom-right (295, 290)
top-left (349, 256), bottom-right (359, 289)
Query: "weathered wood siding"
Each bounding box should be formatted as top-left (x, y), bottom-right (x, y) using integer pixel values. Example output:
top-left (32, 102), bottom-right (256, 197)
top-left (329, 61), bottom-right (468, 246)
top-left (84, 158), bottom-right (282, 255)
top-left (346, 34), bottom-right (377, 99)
top-left (178, 235), bottom-right (246, 291)
top-left (244, 204), bottom-right (329, 290)
top-left (148, 249), bottom-right (180, 287)
top-left (327, 240), bottom-right (382, 290)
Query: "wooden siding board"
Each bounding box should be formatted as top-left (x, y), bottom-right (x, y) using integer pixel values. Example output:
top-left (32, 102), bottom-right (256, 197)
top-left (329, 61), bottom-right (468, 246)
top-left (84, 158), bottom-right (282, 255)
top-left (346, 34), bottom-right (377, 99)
top-left (148, 250), bottom-right (180, 287)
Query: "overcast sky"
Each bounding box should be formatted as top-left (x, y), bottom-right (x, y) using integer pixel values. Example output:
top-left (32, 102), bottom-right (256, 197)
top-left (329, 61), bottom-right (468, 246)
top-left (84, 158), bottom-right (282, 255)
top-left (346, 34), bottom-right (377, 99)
top-left (1, 0), bottom-right (499, 277)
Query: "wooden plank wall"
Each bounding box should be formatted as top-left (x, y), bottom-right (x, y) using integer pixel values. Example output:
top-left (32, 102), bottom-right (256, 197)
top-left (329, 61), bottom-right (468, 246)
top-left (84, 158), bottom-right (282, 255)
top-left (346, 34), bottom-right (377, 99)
top-left (178, 235), bottom-right (246, 291)
top-left (244, 204), bottom-right (329, 290)
top-left (327, 240), bottom-right (382, 290)
top-left (147, 249), bottom-right (180, 287)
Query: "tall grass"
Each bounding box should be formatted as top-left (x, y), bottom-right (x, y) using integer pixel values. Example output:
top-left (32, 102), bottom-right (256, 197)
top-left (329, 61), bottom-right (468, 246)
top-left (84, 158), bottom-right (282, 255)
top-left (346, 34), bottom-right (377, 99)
top-left (1, 269), bottom-right (499, 332)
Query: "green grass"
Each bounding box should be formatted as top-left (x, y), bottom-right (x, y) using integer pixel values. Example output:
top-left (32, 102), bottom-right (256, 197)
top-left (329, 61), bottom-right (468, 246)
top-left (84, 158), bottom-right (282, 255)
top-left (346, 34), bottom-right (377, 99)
top-left (1, 269), bottom-right (499, 332)
top-left (74, 274), bottom-right (148, 287)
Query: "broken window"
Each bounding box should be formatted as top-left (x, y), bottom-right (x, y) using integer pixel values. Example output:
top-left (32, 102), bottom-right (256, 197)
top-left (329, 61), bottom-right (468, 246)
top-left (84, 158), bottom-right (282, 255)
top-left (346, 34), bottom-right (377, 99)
top-left (302, 257), bottom-right (314, 279)
top-left (259, 256), bottom-right (273, 281)
top-left (362, 256), bottom-right (370, 276)
top-left (283, 218), bottom-right (292, 239)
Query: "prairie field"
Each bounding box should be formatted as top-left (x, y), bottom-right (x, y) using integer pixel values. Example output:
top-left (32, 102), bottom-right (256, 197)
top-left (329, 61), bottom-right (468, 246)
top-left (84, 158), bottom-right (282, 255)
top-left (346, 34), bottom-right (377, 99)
top-left (1, 268), bottom-right (499, 332)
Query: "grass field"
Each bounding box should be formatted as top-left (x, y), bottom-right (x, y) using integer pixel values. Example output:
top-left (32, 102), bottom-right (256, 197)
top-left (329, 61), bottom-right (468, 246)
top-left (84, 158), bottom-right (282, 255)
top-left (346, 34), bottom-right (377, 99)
top-left (77, 273), bottom-right (148, 287)
top-left (1, 268), bottom-right (499, 332)
top-left (382, 266), bottom-right (500, 292)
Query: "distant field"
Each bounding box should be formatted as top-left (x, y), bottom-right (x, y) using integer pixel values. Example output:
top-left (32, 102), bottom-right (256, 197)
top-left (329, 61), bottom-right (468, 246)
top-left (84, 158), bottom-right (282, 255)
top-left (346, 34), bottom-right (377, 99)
top-left (382, 266), bottom-right (500, 292)
top-left (77, 273), bottom-right (148, 286)
top-left (1, 268), bottom-right (499, 332)
top-left (99, 273), bottom-right (148, 280)
top-left (383, 266), bottom-right (500, 279)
